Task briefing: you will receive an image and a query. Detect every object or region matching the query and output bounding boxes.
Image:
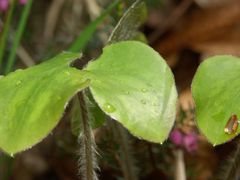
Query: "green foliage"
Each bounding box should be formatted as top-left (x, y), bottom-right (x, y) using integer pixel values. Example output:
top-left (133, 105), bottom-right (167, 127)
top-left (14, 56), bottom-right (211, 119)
top-left (0, 1), bottom-right (16, 71)
top-left (192, 55), bottom-right (240, 145)
top-left (85, 41), bottom-right (177, 143)
top-left (0, 40), bottom-right (177, 155)
top-left (67, 0), bottom-right (121, 136)
top-left (108, 0), bottom-right (147, 44)
top-left (0, 53), bottom-right (90, 155)
top-left (71, 0), bottom-right (148, 137)
top-left (5, 0), bottom-right (33, 74)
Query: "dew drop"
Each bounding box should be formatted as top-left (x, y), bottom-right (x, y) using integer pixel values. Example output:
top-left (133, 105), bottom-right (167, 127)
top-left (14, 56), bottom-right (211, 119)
top-left (140, 99), bottom-right (146, 105)
top-left (65, 71), bottom-right (70, 76)
top-left (103, 103), bottom-right (116, 113)
top-left (224, 114), bottom-right (238, 135)
top-left (10, 153), bottom-right (14, 158)
top-left (141, 88), bottom-right (148, 93)
top-left (16, 80), bottom-right (22, 86)
top-left (15, 69), bottom-right (23, 72)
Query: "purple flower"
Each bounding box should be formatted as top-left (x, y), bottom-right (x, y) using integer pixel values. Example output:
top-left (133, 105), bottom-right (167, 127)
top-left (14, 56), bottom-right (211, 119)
top-left (170, 128), bottom-right (183, 146)
top-left (0, 0), bottom-right (9, 12)
top-left (183, 133), bottom-right (198, 153)
top-left (18, 0), bottom-right (27, 5)
top-left (0, 0), bottom-right (27, 12)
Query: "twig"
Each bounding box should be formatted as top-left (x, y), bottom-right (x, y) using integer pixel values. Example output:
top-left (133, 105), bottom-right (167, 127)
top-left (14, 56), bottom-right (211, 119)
top-left (149, 0), bottom-right (193, 44)
top-left (147, 143), bottom-right (157, 171)
top-left (16, 45), bottom-right (35, 67)
top-left (174, 149), bottom-right (186, 180)
top-left (109, 120), bottom-right (138, 180)
top-left (84, 0), bottom-right (101, 20)
top-left (44, 0), bottom-right (65, 41)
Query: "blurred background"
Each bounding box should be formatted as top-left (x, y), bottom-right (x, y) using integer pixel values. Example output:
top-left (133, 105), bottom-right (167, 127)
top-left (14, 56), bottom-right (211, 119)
top-left (0, 0), bottom-right (240, 179)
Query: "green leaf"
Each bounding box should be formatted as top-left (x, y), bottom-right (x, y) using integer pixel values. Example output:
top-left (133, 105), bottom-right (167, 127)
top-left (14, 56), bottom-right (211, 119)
top-left (70, 0), bottom-right (148, 136)
top-left (192, 55), bottom-right (240, 145)
top-left (108, 0), bottom-right (147, 44)
top-left (0, 52), bottom-right (89, 155)
top-left (70, 90), bottom-right (106, 136)
top-left (85, 41), bottom-right (177, 143)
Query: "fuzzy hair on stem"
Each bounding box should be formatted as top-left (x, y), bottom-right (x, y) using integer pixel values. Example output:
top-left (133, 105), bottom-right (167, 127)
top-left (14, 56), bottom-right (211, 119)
top-left (78, 91), bottom-right (99, 180)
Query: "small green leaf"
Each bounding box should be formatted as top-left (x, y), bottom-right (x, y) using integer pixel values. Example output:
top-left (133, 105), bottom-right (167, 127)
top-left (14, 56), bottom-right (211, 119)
top-left (192, 55), bottom-right (240, 145)
top-left (0, 52), bottom-right (89, 155)
top-left (70, 90), bottom-right (106, 136)
top-left (85, 41), bottom-right (177, 143)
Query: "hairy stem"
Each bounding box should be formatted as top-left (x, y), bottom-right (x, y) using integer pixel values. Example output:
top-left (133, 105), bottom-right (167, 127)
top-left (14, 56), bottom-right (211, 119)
top-left (78, 92), bottom-right (98, 180)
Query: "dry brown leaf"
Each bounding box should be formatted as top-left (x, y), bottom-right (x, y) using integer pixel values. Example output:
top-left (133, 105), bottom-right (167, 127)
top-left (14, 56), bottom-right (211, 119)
top-left (154, 0), bottom-right (240, 56)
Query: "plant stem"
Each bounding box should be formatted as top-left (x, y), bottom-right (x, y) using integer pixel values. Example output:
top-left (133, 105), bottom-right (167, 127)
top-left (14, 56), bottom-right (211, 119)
top-left (147, 143), bottom-right (157, 171)
top-left (0, 0), bottom-right (16, 71)
top-left (4, 0), bottom-right (33, 74)
top-left (217, 141), bottom-right (240, 180)
top-left (109, 120), bottom-right (138, 180)
top-left (78, 92), bottom-right (98, 180)
top-left (0, 153), bottom-right (13, 180)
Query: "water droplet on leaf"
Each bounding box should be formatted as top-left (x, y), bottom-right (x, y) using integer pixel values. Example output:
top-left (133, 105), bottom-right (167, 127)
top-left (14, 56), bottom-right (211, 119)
top-left (103, 103), bottom-right (116, 113)
top-left (65, 71), bottom-right (70, 76)
top-left (141, 88), bottom-right (147, 93)
top-left (140, 99), bottom-right (146, 105)
top-left (15, 69), bottom-right (23, 72)
top-left (224, 114), bottom-right (238, 135)
top-left (16, 80), bottom-right (22, 86)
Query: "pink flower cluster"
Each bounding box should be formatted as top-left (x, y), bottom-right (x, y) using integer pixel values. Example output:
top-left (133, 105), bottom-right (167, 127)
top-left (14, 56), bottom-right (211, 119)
top-left (170, 128), bottom-right (198, 153)
top-left (0, 0), bottom-right (27, 12)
